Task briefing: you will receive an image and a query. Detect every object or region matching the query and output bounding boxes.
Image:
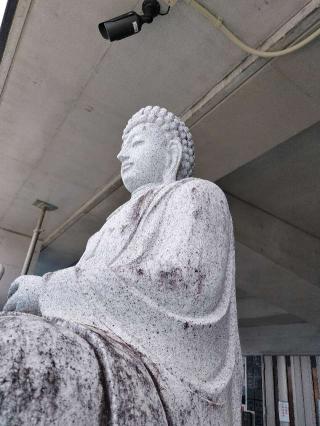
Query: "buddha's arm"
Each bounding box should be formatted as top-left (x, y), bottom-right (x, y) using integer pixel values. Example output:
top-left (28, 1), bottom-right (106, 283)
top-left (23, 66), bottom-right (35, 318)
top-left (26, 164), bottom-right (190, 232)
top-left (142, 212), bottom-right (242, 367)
top-left (2, 229), bottom-right (101, 314)
top-left (2, 267), bottom-right (75, 314)
top-left (2, 257), bottom-right (112, 315)
top-left (108, 179), bottom-right (232, 317)
top-left (3, 274), bottom-right (43, 314)
top-left (3, 180), bottom-right (231, 319)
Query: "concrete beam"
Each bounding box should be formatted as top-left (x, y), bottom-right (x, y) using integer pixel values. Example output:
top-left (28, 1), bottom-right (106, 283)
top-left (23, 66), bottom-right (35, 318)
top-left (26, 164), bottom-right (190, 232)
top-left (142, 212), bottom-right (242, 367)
top-left (0, 0), bottom-right (33, 100)
top-left (237, 297), bottom-right (305, 328)
top-left (184, 2), bottom-right (320, 128)
top-left (236, 242), bottom-right (320, 326)
top-left (228, 193), bottom-right (320, 287)
top-left (237, 296), bottom-right (287, 319)
top-left (238, 314), bottom-right (304, 328)
top-left (240, 323), bottom-right (320, 355)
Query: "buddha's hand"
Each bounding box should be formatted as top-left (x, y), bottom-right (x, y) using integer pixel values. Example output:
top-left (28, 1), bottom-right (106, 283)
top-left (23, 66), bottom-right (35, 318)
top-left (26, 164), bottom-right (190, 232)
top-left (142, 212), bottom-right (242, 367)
top-left (3, 275), bottom-right (43, 315)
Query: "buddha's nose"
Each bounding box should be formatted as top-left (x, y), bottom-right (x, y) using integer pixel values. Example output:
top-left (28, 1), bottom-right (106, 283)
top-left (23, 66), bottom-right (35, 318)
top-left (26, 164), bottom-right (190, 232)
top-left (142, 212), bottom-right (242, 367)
top-left (117, 148), bottom-right (129, 163)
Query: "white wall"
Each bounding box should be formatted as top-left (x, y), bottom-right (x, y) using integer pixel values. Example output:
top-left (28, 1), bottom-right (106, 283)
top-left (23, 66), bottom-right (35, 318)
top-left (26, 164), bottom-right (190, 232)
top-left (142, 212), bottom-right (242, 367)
top-left (0, 229), bottom-right (40, 309)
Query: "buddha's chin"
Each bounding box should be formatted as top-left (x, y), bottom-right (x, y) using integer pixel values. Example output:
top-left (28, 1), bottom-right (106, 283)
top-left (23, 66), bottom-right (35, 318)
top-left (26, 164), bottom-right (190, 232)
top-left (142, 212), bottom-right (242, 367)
top-left (121, 167), bottom-right (163, 194)
top-left (121, 172), bottom-right (141, 194)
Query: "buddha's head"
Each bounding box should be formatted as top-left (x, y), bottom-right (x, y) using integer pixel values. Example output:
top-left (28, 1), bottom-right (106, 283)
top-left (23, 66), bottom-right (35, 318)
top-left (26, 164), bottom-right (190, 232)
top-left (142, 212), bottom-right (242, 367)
top-left (118, 106), bottom-right (195, 194)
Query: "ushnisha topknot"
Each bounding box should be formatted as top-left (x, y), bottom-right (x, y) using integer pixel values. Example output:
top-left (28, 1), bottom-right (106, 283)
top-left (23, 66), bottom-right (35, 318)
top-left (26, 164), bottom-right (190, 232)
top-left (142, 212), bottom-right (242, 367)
top-left (122, 106), bottom-right (195, 180)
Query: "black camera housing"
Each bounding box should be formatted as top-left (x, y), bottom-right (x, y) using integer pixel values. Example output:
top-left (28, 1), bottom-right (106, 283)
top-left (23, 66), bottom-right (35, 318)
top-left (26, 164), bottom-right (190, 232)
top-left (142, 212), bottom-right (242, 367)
top-left (98, 0), bottom-right (162, 42)
top-left (99, 12), bottom-right (143, 41)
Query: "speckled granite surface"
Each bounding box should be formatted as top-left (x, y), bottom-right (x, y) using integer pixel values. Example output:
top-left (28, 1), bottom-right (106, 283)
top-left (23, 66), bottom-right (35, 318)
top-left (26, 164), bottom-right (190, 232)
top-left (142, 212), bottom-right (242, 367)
top-left (2, 179), bottom-right (242, 425)
top-left (2, 107), bottom-right (242, 425)
top-left (40, 179), bottom-right (242, 423)
top-left (0, 312), bottom-right (168, 426)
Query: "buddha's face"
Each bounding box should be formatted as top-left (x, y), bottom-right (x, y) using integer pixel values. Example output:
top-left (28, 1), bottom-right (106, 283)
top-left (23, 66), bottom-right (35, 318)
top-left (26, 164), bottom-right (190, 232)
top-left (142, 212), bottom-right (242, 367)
top-left (117, 123), bottom-right (172, 193)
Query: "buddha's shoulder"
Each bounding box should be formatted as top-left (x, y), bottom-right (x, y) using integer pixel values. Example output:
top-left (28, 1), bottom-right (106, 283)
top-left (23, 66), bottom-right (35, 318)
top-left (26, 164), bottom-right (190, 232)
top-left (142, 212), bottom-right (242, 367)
top-left (172, 178), bottom-right (227, 203)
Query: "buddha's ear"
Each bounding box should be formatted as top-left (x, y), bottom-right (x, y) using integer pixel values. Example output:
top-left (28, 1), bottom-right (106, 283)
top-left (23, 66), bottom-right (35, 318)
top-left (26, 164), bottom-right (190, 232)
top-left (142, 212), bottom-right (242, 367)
top-left (165, 138), bottom-right (182, 181)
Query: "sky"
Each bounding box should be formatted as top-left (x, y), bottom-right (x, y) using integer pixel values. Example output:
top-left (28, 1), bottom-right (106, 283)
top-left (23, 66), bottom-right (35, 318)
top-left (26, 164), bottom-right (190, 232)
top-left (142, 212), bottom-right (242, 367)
top-left (0, 0), bottom-right (8, 29)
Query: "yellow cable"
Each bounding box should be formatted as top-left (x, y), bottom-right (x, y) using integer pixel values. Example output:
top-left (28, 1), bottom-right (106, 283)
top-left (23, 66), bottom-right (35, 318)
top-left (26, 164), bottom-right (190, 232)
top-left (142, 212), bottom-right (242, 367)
top-left (186, 0), bottom-right (320, 58)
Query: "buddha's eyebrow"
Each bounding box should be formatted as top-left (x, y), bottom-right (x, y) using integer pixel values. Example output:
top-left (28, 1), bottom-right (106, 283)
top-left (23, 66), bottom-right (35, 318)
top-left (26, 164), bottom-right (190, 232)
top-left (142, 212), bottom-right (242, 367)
top-left (124, 133), bottom-right (135, 146)
top-left (124, 133), bottom-right (142, 147)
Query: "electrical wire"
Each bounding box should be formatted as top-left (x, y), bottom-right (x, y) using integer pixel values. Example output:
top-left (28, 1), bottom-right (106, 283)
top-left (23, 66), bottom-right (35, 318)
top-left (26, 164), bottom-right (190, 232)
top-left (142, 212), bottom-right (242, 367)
top-left (186, 0), bottom-right (320, 58)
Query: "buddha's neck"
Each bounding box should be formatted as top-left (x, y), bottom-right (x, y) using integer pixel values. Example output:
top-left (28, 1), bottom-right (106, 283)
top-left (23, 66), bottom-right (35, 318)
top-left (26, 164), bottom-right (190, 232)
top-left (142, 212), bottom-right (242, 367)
top-left (131, 175), bottom-right (178, 199)
top-left (131, 183), bottom-right (159, 199)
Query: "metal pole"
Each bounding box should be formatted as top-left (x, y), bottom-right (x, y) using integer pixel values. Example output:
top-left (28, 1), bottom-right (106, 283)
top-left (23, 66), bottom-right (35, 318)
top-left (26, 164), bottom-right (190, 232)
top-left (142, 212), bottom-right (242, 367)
top-left (0, 264), bottom-right (4, 281)
top-left (41, 175), bottom-right (122, 251)
top-left (21, 207), bottom-right (47, 275)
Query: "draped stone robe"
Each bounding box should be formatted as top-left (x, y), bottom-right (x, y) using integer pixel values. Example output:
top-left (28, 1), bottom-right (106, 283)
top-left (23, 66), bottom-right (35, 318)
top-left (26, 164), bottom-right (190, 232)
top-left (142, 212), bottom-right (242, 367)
top-left (39, 177), bottom-right (242, 425)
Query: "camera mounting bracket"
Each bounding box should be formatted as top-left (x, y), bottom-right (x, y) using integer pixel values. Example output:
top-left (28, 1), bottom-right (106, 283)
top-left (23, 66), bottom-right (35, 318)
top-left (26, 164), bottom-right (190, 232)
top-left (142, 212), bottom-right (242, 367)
top-left (142, 0), bottom-right (161, 19)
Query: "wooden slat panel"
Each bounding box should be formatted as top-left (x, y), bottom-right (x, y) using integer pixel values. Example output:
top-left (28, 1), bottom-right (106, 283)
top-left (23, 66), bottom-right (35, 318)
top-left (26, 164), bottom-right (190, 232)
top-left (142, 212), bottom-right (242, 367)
top-left (316, 356), bottom-right (320, 426)
top-left (311, 356), bottom-right (320, 426)
top-left (316, 357), bottom-right (320, 387)
top-left (291, 356), bottom-right (306, 426)
top-left (286, 356), bottom-right (295, 425)
top-left (273, 356), bottom-right (280, 426)
top-left (301, 356), bottom-right (316, 426)
top-left (277, 356), bottom-right (289, 426)
top-left (264, 356), bottom-right (276, 426)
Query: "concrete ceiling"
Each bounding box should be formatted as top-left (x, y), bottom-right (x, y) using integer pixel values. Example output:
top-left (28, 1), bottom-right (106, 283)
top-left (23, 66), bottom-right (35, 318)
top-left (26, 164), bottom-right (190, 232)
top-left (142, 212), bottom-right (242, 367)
top-left (219, 121), bottom-right (320, 239)
top-left (218, 120), bottom-right (320, 329)
top-left (1, 0), bottom-right (320, 339)
top-left (0, 0), bottom-right (313, 239)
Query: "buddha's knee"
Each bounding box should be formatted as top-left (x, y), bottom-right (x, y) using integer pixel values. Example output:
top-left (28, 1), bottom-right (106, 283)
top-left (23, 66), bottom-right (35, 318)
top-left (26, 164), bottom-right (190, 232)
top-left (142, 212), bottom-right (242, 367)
top-left (0, 313), bottom-right (106, 426)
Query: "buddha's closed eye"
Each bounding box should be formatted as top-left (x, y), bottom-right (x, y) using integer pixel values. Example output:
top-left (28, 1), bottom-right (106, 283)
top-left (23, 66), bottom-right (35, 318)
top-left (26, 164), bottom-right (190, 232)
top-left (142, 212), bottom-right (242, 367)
top-left (132, 139), bottom-right (144, 147)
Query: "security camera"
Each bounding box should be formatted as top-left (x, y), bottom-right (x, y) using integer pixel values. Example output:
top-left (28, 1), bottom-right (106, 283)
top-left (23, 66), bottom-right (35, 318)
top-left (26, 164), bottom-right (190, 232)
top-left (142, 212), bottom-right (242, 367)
top-left (98, 0), bottom-right (170, 42)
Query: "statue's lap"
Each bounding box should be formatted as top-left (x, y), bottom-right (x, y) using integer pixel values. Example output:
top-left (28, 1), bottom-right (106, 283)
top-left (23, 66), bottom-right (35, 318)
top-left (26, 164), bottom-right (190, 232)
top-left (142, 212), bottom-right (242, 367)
top-left (0, 313), bottom-right (168, 426)
top-left (0, 313), bottom-right (106, 426)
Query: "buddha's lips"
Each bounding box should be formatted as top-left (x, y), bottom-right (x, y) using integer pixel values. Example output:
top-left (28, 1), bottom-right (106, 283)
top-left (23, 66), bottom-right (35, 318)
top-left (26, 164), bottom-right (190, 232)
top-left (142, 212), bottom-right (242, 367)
top-left (122, 162), bottom-right (133, 171)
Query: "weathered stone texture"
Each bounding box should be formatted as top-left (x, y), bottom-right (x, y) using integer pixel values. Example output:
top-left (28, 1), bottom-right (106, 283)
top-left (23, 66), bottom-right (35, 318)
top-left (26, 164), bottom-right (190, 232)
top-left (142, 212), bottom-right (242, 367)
top-left (0, 313), bottom-right (168, 426)
top-left (0, 314), bottom-right (105, 425)
top-left (2, 106), bottom-right (242, 425)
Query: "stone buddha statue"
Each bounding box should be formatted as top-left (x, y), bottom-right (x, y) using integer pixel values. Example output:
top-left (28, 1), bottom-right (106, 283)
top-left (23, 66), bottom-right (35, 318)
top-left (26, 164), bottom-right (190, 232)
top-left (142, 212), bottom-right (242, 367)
top-left (1, 106), bottom-right (242, 425)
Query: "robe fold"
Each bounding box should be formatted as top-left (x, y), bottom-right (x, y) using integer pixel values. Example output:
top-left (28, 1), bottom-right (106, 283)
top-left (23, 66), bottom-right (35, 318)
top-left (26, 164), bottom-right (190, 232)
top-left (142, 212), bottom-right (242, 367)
top-left (40, 177), bottom-right (242, 425)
